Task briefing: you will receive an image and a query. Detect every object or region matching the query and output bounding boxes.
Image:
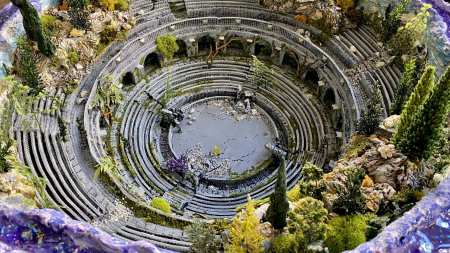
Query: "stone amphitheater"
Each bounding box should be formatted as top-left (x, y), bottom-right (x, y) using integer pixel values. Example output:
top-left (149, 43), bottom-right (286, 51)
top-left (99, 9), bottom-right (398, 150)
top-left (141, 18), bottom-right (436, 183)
top-left (12, 0), bottom-right (404, 251)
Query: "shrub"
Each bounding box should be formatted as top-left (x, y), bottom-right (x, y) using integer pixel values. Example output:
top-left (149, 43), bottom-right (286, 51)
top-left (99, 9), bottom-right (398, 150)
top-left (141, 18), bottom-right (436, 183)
top-left (343, 134), bottom-right (370, 160)
top-left (288, 197), bottom-right (328, 246)
top-left (398, 66), bottom-right (450, 160)
top-left (390, 58), bottom-right (420, 115)
top-left (40, 14), bottom-right (58, 34)
top-left (94, 156), bottom-right (118, 179)
top-left (331, 166), bottom-right (365, 215)
top-left (266, 159), bottom-right (289, 230)
top-left (98, 0), bottom-right (128, 11)
top-left (382, 0), bottom-right (411, 42)
top-left (150, 197), bottom-right (171, 213)
top-left (335, 0), bottom-right (355, 12)
top-left (15, 36), bottom-right (43, 95)
top-left (250, 55), bottom-right (272, 89)
top-left (186, 221), bottom-right (223, 253)
top-left (357, 85), bottom-right (383, 135)
top-left (68, 0), bottom-right (90, 30)
top-left (287, 184), bottom-right (301, 202)
top-left (156, 34), bottom-right (179, 62)
top-left (226, 197), bottom-right (264, 253)
top-left (269, 233), bottom-right (302, 253)
top-left (68, 49), bottom-right (80, 65)
top-left (388, 4), bottom-right (430, 57)
top-left (325, 215), bottom-right (370, 253)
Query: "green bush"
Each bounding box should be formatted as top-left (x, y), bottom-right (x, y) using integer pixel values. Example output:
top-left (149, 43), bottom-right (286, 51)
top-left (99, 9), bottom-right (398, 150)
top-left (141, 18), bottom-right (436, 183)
top-left (287, 184), bottom-right (301, 202)
top-left (15, 36), bottom-right (43, 95)
top-left (357, 85), bottom-right (383, 135)
top-left (186, 221), bottom-right (223, 253)
top-left (331, 166), bottom-right (365, 215)
top-left (40, 14), bottom-right (58, 34)
top-left (325, 215), bottom-right (369, 253)
top-left (269, 233), bottom-right (302, 253)
top-left (98, 0), bottom-right (129, 11)
top-left (68, 50), bottom-right (80, 65)
top-left (150, 197), bottom-right (171, 213)
top-left (288, 197), bottom-right (328, 246)
top-left (156, 34), bottom-right (179, 62)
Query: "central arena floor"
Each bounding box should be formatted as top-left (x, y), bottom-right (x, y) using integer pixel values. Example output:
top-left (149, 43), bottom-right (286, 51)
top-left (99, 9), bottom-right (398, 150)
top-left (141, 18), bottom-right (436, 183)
top-left (171, 99), bottom-right (276, 178)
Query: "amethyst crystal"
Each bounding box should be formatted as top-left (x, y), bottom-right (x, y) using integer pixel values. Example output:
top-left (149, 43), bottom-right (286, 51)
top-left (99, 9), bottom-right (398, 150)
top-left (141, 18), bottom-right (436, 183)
top-left (166, 156), bottom-right (188, 175)
top-left (0, 205), bottom-right (171, 253)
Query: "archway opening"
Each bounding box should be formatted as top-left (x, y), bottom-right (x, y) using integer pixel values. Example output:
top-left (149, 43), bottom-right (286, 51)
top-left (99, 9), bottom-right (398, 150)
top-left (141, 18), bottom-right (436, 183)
top-left (144, 53), bottom-right (161, 71)
top-left (323, 88), bottom-right (336, 109)
top-left (254, 40), bottom-right (272, 58)
top-left (304, 69), bottom-right (320, 85)
top-left (198, 35), bottom-right (215, 53)
top-left (282, 51), bottom-right (298, 71)
top-left (122, 72), bottom-right (136, 86)
top-left (175, 39), bottom-right (188, 58)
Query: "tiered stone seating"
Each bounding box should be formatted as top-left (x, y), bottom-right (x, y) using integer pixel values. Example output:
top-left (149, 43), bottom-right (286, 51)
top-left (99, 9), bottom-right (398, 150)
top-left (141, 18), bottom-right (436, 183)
top-left (13, 0), bottom-right (402, 250)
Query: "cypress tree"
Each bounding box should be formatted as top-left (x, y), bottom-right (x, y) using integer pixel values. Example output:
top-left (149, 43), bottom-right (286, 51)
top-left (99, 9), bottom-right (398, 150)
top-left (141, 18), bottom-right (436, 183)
top-left (266, 159), bottom-right (289, 230)
top-left (391, 58), bottom-right (419, 115)
top-left (11, 0), bottom-right (55, 56)
top-left (357, 85), bottom-right (383, 135)
top-left (393, 65), bottom-right (435, 146)
top-left (396, 66), bottom-right (450, 160)
top-left (16, 37), bottom-right (43, 94)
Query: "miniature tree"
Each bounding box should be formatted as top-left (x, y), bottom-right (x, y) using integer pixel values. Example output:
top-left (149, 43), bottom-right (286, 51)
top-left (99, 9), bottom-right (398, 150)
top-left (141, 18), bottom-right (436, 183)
top-left (288, 197), bottom-right (328, 247)
top-left (382, 0), bottom-right (411, 42)
top-left (266, 159), bottom-right (289, 230)
top-left (156, 34), bottom-right (179, 62)
top-left (390, 58), bottom-right (419, 115)
top-left (331, 166), bottom-right (365, 215)
top-left (15, 36), bottom-right (43, 95)
top-left (298, 162), bottom-right (324, 199)
top-left (250, 55), bottom-right (272, 89)
top-left (395, 66), bottom-right (450, 160)
top-left (393, 66), bottom-right (435, 147)
top-left (389, 4), bottom-right (430, 57)
top-left (357, 85), bottom-right (383, 135)
top-left (10, 0), bottom-right (55, 56)
top-left (226, 196), bottom-right (264, 253)
top-left (68, 0), bottom-right (90, 30)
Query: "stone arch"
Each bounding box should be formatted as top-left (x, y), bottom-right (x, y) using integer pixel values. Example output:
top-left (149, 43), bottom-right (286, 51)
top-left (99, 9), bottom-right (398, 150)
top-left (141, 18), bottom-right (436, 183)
top-left (304, 68), bottom-right (320, 85)
top-left (198, 35), bottom-right (216, 52)
top-left (175, 39), bottom-right (188, 58)
top-left (143, 52), bottom-right (161, 71)
top-left (227, 36), bottom-right (245, 54)
top-left (282, 51), bottom-right (299, 71)
top-left (323, 87), bottom-right (336, 108)
top-left (122, 72), bottom-right (136, 86)
top-left (254, 39), bottom-right (272, 58)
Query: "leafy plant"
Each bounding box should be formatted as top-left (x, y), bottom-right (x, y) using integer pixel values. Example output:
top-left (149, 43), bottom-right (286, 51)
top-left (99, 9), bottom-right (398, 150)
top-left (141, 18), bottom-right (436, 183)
top-left (388, 4), bottom-right (431, 57)
top-left (357, 85), bottom-right (383, 135)
top-left (390, 58), bottom-right (421, 115)
top-left (98, 0), bottom-right (129, 11)
top-left (331, 166), bottom-right (365, 215)
top-left (166, 155), bottom-right (188, 175)
top-left (298, 162), bottom-right (325, 199)
top-left (186, 221), bottom-right (223, 253)
top-left (150, 197), bottom-right (171, 213)
top-left (382, 0), bottom-right (411, 42)
top-left (94, 75), bottom-right (123, 125)
top-left (325, 215), bottom-right (371, 253)
top-left (212, 145), bottom-right (222, 156)
top-left (94, 156), bottom-right (118, 179)
top-left (250, 55), bottom-right (272, 89)
top-left (156, 34), bottom-right (179, 62)
top-left (269, 233), bottom-right (302, 253)
top-left (226, 197), bottom-right (264, 253)
top-left (68, 0), bottom-right (90, 30)
top-left (15, 36), bottom-right (43, 95)
top-left (266, 159), bottom-right (289, 230)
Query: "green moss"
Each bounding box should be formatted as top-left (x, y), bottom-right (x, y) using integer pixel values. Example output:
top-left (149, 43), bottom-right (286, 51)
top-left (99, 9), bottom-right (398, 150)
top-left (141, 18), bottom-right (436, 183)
top-left (268, 233), bottom-right (301, 253)
top-left (150, 197), bottom-right (171, 213)
top-left (230, 157), bottom-right (274, 180)
top-left (325, 215), bottom-right (370, 253)
top-left (343, 134), bottom-right (370, 160)
top-left (68, 49), bottom-right (80, 65)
